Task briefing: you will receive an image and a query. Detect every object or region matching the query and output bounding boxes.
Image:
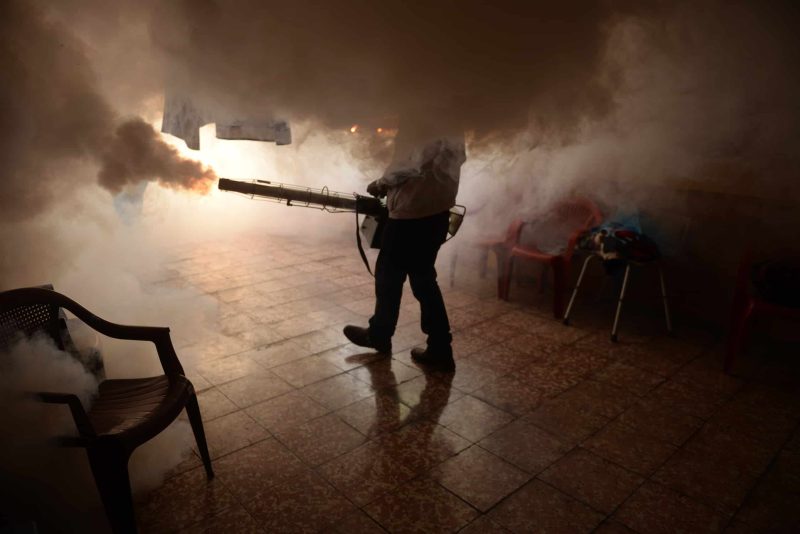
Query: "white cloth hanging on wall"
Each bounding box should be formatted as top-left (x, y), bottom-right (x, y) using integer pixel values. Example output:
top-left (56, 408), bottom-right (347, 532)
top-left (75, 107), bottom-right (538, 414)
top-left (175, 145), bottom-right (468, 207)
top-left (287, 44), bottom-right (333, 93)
top-left (161, 92), bottom-right (291, 150)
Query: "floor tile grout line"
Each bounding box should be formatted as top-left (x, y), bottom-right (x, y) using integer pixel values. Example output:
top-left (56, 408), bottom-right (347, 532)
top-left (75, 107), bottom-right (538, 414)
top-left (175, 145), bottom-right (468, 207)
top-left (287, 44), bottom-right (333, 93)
top-left (139, 240), bottom-right (800, 533)
top-left (522, 348), bottom-right (742, 529)
top-left (589, 373), bottom-right (771, 527)
top-left (720, 417), bottom-right (800, 531)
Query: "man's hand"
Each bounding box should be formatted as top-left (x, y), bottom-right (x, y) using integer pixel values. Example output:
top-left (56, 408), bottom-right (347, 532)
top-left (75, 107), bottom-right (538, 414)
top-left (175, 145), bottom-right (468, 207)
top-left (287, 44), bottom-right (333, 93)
top-left (367, 179), bottom-right (388, 198)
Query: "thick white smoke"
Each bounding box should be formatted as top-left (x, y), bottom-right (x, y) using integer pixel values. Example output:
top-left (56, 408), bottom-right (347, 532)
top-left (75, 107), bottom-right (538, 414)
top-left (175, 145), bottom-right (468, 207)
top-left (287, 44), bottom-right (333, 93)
top-left (2, 1), bottom-right (800, 530)
top-left (0, 334), bottom-right (196, 528)
top-left (0, 335), bottom-right (100, 530)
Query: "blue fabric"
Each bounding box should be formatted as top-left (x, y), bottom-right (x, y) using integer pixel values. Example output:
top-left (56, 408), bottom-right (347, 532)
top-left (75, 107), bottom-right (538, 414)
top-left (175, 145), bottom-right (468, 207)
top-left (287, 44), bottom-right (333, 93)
top-left (605, 209), bottom-right (642, 234)
top-left (579, 219), bottom-right (661, 269)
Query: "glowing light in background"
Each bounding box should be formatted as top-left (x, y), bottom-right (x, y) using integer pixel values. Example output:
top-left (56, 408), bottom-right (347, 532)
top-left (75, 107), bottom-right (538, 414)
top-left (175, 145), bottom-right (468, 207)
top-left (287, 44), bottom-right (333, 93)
top-left (140, 120), bottom-right (382, 244)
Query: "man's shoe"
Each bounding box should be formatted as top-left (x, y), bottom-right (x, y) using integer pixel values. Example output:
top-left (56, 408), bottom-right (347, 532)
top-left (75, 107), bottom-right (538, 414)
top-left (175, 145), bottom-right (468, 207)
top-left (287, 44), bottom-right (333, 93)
top-left (343, 325), bottom-right (392, 354)
top-left (411, 346), bottom-right (455, 372)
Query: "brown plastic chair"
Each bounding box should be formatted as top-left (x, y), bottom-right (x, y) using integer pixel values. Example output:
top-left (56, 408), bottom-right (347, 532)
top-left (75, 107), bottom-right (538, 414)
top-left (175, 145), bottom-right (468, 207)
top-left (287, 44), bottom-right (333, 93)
top-left (500, 198), bottom-right (603, 318)
top-left (0, 286), bottom-right (213, 534)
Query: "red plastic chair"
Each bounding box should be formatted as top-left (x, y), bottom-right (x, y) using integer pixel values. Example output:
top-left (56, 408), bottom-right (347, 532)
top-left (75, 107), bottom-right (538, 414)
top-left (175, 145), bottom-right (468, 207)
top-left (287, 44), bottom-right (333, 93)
top-left (449, 218), bottom-right (525, 289)
top-left (499, 198), bottom-right (602, 318)
top-left (725, 251), bottom-right (800, 373)
top-left (472, 219), bottom-right (525, 294)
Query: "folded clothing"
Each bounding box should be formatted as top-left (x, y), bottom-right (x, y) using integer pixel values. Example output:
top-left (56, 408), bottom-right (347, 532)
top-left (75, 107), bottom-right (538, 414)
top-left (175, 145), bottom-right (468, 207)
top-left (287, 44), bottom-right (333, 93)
top-left (579, 223), bottom-right (661, 274)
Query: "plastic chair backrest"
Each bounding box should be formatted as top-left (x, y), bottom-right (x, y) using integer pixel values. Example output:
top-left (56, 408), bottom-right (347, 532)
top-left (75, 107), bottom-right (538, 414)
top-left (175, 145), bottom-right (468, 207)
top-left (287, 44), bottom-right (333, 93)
top-left (556, 197), bottom-right (603, 230)
top-left (517, 198), bottom-right (602, 255)
top-left (504, 219), bottom-right (526, 247)
top-left (0, 283), bottom-right (62, 352)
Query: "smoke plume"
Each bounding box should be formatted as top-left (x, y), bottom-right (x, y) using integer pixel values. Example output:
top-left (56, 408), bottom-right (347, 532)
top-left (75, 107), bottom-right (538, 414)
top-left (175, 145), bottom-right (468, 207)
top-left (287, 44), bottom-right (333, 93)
top-left (98, 118), bottom-right (215, 194)
top-left (0, 335), bottom-right (102, 531)
top-left (7, 0), bottom-right (798, 230)
top-left (149, 0), bottom-right (624, 136)
top-left (0, 0), bottom-right (214, 224)
top-left (2, 1), bottom-right (800, 529)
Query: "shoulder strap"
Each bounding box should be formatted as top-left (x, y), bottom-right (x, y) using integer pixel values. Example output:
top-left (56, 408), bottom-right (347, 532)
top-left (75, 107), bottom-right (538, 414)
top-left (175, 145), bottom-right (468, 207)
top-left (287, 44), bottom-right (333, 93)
top-left (355, 203), bottom-right (374, 276)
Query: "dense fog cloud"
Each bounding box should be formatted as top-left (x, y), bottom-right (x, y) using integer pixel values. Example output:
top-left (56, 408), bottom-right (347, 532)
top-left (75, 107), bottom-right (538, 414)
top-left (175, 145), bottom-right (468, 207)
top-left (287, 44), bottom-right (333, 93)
top-left (0, 0), bottom-right (214, 224)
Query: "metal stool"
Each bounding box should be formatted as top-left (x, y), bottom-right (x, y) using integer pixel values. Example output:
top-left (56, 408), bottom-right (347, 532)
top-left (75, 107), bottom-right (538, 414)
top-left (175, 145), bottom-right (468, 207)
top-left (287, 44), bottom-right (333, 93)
top-left (562, 254), bottom-right (673, 341)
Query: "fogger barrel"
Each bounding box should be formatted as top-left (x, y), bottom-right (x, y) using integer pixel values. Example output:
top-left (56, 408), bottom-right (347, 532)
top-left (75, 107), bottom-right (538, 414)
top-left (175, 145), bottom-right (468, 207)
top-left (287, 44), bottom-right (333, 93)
top-left (218, 177), bottom-right (465, 250)
top-left (218, 178), bottom-right (385, 217)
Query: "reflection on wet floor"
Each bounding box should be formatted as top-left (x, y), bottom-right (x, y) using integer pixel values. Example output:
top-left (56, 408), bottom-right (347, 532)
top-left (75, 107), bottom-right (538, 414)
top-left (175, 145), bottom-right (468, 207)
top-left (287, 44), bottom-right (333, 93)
top-left (136, 234), bottom-right (800, 533)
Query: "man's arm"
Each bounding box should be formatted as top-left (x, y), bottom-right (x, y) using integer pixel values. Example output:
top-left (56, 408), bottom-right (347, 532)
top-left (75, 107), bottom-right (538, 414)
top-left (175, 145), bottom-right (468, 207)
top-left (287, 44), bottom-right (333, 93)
top-left (367, 166), bottom-right (419, 198)
top-left (367, 137), bottom-right (465, 198)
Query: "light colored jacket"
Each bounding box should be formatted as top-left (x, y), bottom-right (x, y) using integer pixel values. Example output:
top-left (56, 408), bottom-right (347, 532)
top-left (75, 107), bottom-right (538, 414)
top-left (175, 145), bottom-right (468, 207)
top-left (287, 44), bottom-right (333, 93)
top-left (377, 134), bottom-right (466, 219)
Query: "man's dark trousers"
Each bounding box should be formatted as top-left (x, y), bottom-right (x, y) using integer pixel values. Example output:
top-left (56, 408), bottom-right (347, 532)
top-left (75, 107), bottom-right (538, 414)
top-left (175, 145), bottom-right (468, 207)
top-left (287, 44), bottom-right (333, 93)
top-left (368, 210), bottom-right (451, 350)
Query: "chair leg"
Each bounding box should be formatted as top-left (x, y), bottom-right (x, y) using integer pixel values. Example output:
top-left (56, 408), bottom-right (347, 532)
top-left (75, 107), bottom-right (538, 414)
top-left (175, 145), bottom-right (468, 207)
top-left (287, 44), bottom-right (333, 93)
top-left (496, 259), bottom-right (505, 299)
top-left (658, 265), bottom-right (673, 334)
top-left (186, 393), bottom-right (214, 479)
top-left (87, 445), bottom-right (137, 534)
top-left (564, 255), bottom-right (595, 325)
top-left (725, 300), bottom-right (755, 373)
top-left (498, 254), bottom-right (514, 301)
top-left (494, 249), bottom-right (504, 298)
top-left (552, 261), bottom-right (567, 319)
top-left (611, 263), bottom-right (632, 342)
top-left (479, 248), bottom-right (489, 279)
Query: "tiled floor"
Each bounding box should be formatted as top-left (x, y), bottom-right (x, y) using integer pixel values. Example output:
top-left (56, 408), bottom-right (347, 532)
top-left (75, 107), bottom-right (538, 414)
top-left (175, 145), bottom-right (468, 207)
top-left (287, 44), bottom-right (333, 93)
top-left (135, 234), bottom-right (800, 533)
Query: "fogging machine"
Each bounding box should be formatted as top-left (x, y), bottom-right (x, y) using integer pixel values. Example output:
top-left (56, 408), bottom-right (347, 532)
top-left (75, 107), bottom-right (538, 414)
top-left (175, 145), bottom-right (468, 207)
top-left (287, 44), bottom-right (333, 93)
top-left (218, 178), bottom-right (466, 250)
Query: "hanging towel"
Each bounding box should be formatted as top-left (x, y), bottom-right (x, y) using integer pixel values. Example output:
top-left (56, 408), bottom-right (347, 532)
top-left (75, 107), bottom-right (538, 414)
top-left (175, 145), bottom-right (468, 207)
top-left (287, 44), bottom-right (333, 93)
top-left (161, 91), bottom-right (292, 149)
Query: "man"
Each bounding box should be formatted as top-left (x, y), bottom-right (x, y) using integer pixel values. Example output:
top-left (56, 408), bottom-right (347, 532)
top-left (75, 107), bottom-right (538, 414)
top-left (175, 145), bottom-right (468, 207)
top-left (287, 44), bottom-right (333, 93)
top-left (343, 116), bottom-right (465, 371)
